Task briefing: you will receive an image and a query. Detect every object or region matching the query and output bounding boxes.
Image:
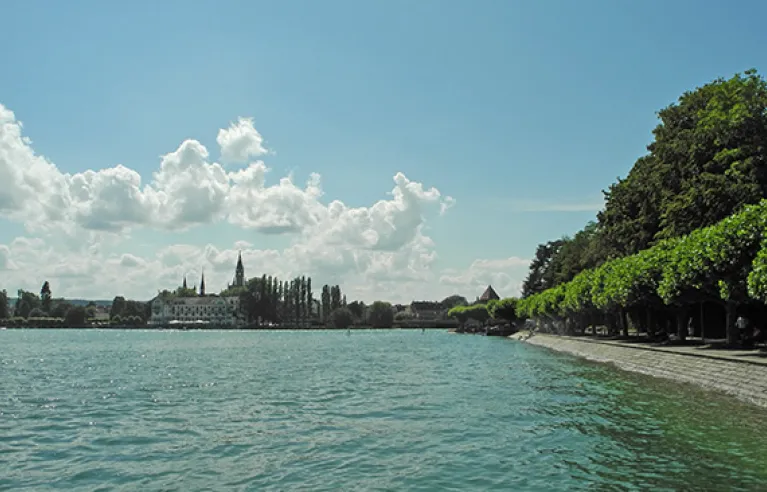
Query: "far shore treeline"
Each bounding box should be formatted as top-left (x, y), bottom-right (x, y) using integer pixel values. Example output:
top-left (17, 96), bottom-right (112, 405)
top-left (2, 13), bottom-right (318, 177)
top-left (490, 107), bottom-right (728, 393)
top-left (0, 275), bottom-right (517, 330)
top-left (516, 69), bottom-right (767, 348)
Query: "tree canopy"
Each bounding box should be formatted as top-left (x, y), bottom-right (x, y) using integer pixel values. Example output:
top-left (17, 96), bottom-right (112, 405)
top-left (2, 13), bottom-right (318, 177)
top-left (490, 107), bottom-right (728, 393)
top-left (523, 70), bottom-right (767, 301)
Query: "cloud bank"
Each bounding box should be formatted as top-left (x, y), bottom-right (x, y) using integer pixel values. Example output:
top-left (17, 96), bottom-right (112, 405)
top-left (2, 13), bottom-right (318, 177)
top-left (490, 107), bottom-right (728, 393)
top-left (0, 104), bottom-right (528, 302)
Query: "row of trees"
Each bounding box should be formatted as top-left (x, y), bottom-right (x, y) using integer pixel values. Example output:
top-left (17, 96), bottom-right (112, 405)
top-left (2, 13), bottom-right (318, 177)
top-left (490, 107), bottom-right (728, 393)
top-left (519, 70), bottom-right (767, 346)
top-left (447, 297), bottom-right (519, 327)
top-left (0, 282), bottom-right (149, 328)
top-left (519, 200), bottom-right (767, 344)
top-left (218, 275), bottom-right (348, 327)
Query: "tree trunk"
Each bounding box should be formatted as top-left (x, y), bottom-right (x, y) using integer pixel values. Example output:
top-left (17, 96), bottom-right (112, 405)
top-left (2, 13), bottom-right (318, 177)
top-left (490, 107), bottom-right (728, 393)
top-left (676, 309), bottom-right (687, 342)
top-left (726, 301), bottom-right (739, 347)
top-left (646, 310), bottom-right (654, 338)
top-left (620, 309), bottom-right (629, 338)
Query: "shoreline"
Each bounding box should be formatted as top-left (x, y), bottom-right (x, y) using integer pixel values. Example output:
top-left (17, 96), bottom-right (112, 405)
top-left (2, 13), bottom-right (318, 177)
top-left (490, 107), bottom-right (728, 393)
top-left (510, 332), bottom-right (767, 409)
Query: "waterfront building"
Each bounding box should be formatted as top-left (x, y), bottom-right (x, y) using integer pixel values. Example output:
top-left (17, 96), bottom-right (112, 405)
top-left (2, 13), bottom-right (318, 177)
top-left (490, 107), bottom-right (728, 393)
top-left (149, 256), bottom-right (245, 327)
top-left (409, 301), bottom-right (447, 320)
top-left (150, 295), bottom-right (241, 326)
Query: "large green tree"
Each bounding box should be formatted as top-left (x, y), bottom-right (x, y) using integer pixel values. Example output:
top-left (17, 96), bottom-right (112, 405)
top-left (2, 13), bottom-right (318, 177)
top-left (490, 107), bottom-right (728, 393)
top-left (599, 70), bottom-right (767, 258)
top-left (368, 301), bottom-right (394, 328)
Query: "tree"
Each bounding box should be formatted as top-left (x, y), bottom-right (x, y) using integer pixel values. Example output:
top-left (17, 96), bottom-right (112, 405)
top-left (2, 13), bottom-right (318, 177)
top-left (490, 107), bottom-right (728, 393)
top-left (50, 300), bottom-right (72, 318)
top-left (40, 281), bottom-right (52, 313)
top-left (368, 301), bottom-right (394, 328)
top-left (330, 285), bottom-right (341, 311)
top-left (64, 306), bottom-right (87, 327)
top-left (306, 277), bottom-right (313, 321)
top-left (448, 304), bottom-right (490, 325)
top-left (321, 285), bottom-right (331, 323)
top-left (491, 297), bottom-right (518, 323)
top-left (597, 70), bottom-right (767, 260)
top-left (347, 300), bottom-right (366, 321)
top-left (440, 295), bottom-right (468, 310)
top-left (15, 290), bottom-right (41, 318)
top-left (522, 240), bottom-right (566, 297)
top-left (0, 290), bottom-right (8, 319)
top-left (329, 307), bottom-right (354, 329)
top-left (110, 296), bottom-right (127, 320)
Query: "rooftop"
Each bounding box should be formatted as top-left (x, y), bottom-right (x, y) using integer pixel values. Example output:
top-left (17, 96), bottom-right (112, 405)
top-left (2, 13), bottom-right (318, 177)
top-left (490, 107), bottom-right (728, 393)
top-left (479, 285), bottom-right (500, 302)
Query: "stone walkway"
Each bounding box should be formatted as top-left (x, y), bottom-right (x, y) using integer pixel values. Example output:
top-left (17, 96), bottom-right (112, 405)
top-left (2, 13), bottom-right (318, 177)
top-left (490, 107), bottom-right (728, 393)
top-left (513, 333), bottom-right (767, 408)
top-left (554, 335), bottom-right (767, 366)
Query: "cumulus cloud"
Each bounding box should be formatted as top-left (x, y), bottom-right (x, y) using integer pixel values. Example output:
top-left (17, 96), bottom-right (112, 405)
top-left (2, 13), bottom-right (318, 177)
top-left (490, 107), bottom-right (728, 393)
top-left (217, 117), bottom-right (268, 164)
top-left (0, 102), bottom-right (530, 303)
top-left (0, 103), bottom-right (454, 240)
top-left (439, 256), bottom-right (530, 299)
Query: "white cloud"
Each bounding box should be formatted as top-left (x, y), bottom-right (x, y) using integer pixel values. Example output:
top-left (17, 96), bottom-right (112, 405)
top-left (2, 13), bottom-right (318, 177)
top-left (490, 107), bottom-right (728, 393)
top-left (217, 117), bottom-right (268, 164)
top-left (0, 101), bottom-right (532, 304)
top-left (0, 237), bottom-right (528, 304)
top-left (439, 256), bottom-right (530, 300)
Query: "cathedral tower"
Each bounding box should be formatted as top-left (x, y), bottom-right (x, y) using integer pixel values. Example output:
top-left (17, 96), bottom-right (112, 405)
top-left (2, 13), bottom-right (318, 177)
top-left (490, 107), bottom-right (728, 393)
top-left (200, 270), bottom-right (206, 296)
top-left (234, 251), bottom-right (245, 287)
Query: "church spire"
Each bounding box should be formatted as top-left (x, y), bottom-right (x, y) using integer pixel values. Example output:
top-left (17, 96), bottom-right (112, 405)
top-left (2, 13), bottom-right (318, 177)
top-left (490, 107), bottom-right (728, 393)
top-left (200, 269), bottom-right (206, 296)
top-left (235, 251), bottom-right (245, 287)
top-left (183, 275), bottom-right (187, 289)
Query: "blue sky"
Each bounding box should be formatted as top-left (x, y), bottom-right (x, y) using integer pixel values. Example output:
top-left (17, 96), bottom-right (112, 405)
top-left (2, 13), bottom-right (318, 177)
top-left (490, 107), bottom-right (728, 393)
top-left (0, 0), bottom-right (765, 302)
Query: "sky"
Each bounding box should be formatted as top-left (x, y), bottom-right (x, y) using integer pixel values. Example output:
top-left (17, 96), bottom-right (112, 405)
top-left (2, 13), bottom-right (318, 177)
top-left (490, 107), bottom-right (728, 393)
top-left (1, 0), bottom-right (766, 303)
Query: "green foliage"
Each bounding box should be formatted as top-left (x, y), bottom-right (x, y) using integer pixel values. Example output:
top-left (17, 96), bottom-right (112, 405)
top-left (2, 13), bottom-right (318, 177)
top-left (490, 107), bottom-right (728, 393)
top-left (40, 281), bottom-right (52, 313)
top-left (597, 69), bottom-right (767, 260)
top-left (440, 295), bottom-right (468, 309)
top-left (64, 306), bottom-right (87, 327)
top-left (448, 304), bottom-right (490, 323)
top-left (347, 300), bottom-right (366, 320)
top-left (329, 307), bottom-right (354, 329)
top-left (0, 290), bottom-right (8, 319)
top-left (520, 199), bottom-right (767, 318)
top-left (490, 297), bottom-right (518, 322)
top-left (14, 290), bottom-right (41, 318)
top-left (522, 240), bottom-right (565, 297)
top-left (394, 310), bottom-right (414, 321)
top-left (368, 301), bottom-right (394, 328)
top-left (520, 69), bottom-right (767, 322)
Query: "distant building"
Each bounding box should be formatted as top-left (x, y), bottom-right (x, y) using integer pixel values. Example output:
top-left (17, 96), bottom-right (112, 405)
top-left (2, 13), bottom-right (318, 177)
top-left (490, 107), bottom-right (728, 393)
top-left (229, 251), bottom-right (245, 289)
top-left (149, 256), bottom-right (245, 327)
top-left (476, 285), bottom-right (500, 304)
top-left (409, 301), bottom-right (446, 320)
top-left (150, 295), bottom-right (241, 326)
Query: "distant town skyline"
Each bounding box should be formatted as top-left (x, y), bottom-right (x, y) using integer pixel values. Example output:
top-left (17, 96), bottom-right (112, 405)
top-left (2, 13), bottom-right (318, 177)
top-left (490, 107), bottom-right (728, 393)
top-left (1, 1), bottom-right (766, 302)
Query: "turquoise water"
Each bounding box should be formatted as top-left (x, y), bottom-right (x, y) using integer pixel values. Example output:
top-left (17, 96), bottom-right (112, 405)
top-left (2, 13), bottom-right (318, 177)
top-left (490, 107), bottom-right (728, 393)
top-left (2, 330), bottom-right (766, 491)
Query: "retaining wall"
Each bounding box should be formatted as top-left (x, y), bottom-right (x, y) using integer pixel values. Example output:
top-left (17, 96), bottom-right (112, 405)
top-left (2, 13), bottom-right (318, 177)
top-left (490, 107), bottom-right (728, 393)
top-left (520, 334), bottom-right (767, 408)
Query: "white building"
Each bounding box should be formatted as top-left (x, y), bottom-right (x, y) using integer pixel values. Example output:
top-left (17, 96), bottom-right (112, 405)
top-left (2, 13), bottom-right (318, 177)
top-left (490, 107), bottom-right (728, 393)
top-left (149, 295), bottom-right (242, 327)
top-left (149, 254), bottom-right (247, 327)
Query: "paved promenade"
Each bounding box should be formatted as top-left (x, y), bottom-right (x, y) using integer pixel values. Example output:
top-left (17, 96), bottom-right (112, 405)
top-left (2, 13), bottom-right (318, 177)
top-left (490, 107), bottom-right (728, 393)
top-left (513, 333), bottom-right (767, 408)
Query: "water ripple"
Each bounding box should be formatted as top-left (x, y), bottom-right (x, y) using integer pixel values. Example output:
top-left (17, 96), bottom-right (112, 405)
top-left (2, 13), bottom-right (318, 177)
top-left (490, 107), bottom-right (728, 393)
top-left (1, 329), bottom-right (766, 491)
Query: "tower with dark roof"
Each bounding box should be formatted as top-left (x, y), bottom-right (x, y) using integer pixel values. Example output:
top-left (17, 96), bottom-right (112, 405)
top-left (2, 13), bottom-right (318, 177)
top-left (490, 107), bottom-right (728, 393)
top-left (233, 251), bottom-right (245, 288)
top-left (200, 270), bottom-right (206, 296)
top-left (478, 285), bottom-right (500, 303)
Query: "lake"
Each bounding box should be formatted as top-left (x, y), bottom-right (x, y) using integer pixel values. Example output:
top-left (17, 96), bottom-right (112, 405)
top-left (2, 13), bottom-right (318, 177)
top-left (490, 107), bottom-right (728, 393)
top-left (2, 329), bottom-right (766, 491)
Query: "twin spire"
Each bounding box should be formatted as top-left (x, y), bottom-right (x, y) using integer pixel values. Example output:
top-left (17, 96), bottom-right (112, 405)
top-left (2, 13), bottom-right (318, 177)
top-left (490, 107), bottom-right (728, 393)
top-left (181, 251), bottom-right (243, 296)
top-left (181, 269), bottom-right (205, 296)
